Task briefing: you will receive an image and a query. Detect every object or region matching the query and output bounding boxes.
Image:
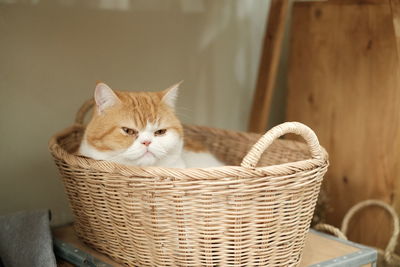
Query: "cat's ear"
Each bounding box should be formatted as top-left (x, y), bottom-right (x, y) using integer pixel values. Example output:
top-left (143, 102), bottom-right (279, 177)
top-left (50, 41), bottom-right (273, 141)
top-left (161, 81), bottom-right (182, 109)
top-left (94, 82), bottom-right (120, 113)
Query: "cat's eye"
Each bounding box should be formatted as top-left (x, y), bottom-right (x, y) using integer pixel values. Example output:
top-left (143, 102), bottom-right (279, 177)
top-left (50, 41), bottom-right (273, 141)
top-left (154, 129), bottom-right (167, 136)
top-left (122, 127), bottom-right (137, 135)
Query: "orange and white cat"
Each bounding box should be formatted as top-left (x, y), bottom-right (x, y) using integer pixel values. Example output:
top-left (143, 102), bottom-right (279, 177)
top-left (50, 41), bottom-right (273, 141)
top-left (79, 82), bottom-right (224, 168)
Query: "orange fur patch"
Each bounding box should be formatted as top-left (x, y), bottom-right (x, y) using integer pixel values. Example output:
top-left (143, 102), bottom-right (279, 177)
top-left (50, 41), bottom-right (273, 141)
top-left (184, 138), bottom-right (208, 152)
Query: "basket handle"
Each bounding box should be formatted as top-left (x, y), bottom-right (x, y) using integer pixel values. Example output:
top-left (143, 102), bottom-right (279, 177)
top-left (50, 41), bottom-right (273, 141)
top-left (241, 122), bottom-right (323, 168)
top-left (75, 98), bottom-right (95, 125)
top-left (341, 199), bottom-right (399, 263)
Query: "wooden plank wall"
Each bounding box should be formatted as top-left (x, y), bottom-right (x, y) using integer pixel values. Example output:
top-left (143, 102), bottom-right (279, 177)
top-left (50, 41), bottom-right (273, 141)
top-left (287, 0), bottom-right (400, 250)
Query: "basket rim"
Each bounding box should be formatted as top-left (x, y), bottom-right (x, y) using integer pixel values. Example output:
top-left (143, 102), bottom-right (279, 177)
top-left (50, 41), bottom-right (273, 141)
top-left (48, 124), bottom-right (328, 180)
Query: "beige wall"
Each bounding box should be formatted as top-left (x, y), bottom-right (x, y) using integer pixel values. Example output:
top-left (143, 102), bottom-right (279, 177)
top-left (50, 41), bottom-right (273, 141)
top-left (0, 0), bottom-right (270, 225)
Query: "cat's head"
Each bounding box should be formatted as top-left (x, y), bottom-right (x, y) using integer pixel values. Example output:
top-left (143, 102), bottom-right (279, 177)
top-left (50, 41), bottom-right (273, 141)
top-left (80, 82), bottom-right (184, 166)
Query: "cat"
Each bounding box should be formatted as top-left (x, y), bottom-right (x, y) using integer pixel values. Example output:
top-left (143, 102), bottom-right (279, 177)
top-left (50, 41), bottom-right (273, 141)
top-left (79, 82), bottom-right (224, 168)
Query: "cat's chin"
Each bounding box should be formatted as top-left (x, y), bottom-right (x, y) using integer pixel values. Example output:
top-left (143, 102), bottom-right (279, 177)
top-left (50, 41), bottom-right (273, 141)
top-left (125, 153), bottom-right (185, 168)
top-left (133, 153), bottom-right (159, 166)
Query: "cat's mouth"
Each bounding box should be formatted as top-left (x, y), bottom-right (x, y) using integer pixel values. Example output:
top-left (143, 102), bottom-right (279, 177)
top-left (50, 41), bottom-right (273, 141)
top-left (144, 151), bottom-right (154, 156)
top-left (141, 150), bottom-right (156, 158)
top-left (121, 148), bottom-right (159, 162)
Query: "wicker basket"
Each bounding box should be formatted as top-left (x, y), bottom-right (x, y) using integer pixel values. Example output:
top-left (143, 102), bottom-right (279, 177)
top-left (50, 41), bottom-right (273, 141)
top-left (49, 100), bottom-right (328, 267)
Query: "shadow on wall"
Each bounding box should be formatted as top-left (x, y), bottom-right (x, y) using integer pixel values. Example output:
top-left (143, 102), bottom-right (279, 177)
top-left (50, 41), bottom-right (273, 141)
top-left (190, 0), bottom-right (270, 130)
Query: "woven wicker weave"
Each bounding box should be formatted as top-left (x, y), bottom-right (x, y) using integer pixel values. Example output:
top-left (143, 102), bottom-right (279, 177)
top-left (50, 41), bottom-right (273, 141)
top-left (49, 100), bottom-right (328, 267)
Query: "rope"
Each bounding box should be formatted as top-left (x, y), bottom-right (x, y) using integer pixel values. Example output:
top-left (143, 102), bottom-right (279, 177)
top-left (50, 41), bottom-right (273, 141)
top-left (341, 199), bottom-right (399, 265)
top-left (314, 199), bottom-right (400, 265)
top-left (314, 223), bottom-right (347, 240)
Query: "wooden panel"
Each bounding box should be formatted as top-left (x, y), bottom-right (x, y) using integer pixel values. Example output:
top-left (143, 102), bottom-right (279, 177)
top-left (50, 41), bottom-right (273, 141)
top-left (248, 0), bottom-right (289, 133)
top-left (287, 0), bottom-right (400, 251)
top-left (300, 232), bottom-right (358, 266)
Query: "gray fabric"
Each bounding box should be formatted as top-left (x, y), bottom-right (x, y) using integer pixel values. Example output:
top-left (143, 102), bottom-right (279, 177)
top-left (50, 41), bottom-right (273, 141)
top-left (0, 210), bottom-right (57, 267)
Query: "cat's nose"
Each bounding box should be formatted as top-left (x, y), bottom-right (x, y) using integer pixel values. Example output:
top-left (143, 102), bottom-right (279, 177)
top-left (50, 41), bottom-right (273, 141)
top-left (141, 140), bottom-right (151, 146)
